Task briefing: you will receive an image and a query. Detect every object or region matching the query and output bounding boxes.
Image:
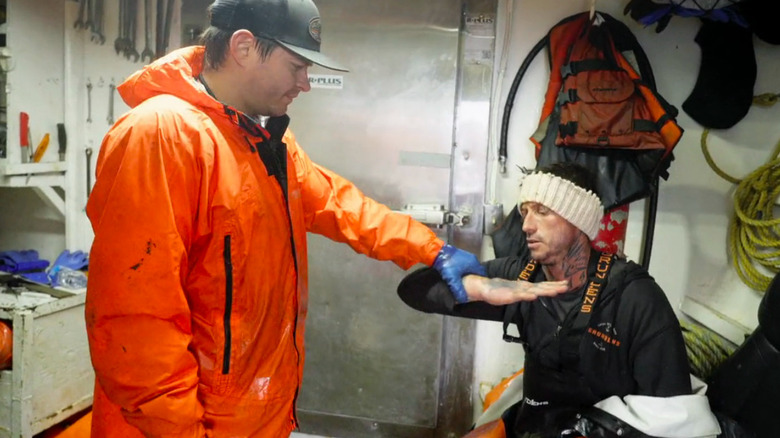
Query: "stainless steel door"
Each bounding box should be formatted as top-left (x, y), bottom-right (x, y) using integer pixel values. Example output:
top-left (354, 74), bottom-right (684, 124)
top-left (288, 0), bottom-right (496, 437)
top-left (290, 1), bottom-right (457, 435)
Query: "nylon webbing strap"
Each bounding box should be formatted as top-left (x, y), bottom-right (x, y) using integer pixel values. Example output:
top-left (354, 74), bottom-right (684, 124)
top-left (558, 253), bottom-right (615, 369)
top-left (558, 120), bottom-right (661, 140)
top-left (632, 119), bottom-right (660, 133)
top-left (559, 122), bottom-right (578, 138)
top-left (502, 260), bottom-right (540, 344)
top-left (577, 252), bottom-right (614, 314)
top-left (560, 59), bottom-right (621, 78)
top-left (556, 88), bottom-right (578, 106)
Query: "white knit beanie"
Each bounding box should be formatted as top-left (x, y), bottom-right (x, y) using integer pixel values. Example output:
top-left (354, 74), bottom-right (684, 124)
top-left (518, 172), bottom-right (604, 240)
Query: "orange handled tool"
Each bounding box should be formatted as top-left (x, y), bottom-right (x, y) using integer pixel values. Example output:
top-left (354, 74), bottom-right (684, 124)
top-left (32, 133), bottom-right (50, 163)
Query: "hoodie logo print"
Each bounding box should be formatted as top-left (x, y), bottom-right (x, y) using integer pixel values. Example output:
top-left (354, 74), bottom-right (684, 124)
top-left (588, 322), bottom-right (621, 352)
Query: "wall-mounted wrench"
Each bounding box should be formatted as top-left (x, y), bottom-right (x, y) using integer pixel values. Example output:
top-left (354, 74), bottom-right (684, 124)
top-left (74, 0), bottom-right (88, 29)
top-left (156, 0), bottom-right (164, 57)
top-left (85, 147), bottom-right (94, 198)
top-left (141, 0), bottom-right (155, 63)
top-left (125, 0), bottom-right (140, 62)
top-left (161, 0), bottom-right (175, 57)
top-left (86, 80), bottom-right (93, 124)
top-left (115, 0), bottom-right (127, 54)
top-left (90, 0), bottom-right (106, 45)
top-left (84, 0), bottom-right (94, 32)
top-left (107, 81), bottom-right (116, 125)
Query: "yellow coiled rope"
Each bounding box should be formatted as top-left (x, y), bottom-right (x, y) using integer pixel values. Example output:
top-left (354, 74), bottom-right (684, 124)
top-left (680, 319), bottom-right (736, 381)
top-left (700, 93), bottom-right (780, 293)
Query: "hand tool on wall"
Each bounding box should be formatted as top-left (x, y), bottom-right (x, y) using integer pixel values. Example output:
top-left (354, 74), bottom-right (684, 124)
top-left (85, 147), bottom-right (93, 197)
top-left (90, 0), bottom-right (105, 45)
top-left (107, 81), bottom-right (115, 125)
top-left (84, 0), bottom-right (94, 32)
top-left (156, 0), bottom-right (163, 57)
top-left (57, 123), bottom-right (67, 161)
top-left (161, 0), bottom-right (175, 57)
top-left (125, 0), bottom-right (140, 62)
top-left (115, 0), bottom-right (126, 54)
top-left (32, 133), bottom-right (50, 163)
top-left (19, 112), bottom-right (30, 163)
top-left (74, 0), bottom-right (87, 29)
top-left (86, 79), bottom-right (92, 124)
top-left (141, 0), bottom-right (154, 63)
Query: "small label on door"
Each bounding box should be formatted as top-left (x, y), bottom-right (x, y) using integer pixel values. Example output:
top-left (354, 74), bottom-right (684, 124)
top-left (465, 14), bottom-right (495, 37)
top-left (309, 74), bottom-right (344, 90)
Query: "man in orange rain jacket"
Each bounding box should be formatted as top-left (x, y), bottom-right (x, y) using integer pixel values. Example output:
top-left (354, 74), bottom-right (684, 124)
top-left (84, 0), bottom-right (486, 436)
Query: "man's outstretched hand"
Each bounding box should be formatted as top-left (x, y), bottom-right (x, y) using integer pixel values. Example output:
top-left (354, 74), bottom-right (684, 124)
top-left (464, 276), bottom-right (569, 305)
top-left (432, 244), bottom-right (487, 303)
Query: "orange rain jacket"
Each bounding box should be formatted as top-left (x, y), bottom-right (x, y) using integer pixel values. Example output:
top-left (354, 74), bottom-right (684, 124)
top-left (85, 46), bottom-right (444, 437)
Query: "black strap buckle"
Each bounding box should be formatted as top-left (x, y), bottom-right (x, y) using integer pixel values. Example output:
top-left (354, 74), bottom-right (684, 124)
top-left (503, 333), bottom-right (524, 344)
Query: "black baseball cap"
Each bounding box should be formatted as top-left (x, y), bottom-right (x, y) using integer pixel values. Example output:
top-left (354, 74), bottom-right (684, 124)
top-left (209, 0), bottom-right (348, 72)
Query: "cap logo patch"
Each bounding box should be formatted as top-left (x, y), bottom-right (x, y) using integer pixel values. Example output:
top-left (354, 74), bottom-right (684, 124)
top-left (308, 17), bottom-right (321, 43)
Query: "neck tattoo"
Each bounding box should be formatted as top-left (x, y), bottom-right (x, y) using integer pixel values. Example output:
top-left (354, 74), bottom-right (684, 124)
top-left (557, 238), bottom-right (589, 291)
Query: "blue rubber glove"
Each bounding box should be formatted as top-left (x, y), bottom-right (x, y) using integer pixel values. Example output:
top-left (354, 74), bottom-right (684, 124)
top-left (20, 271), bottom-right (51, 285)
top-left (51, 250), bottom-right (89, 271)
top-left (432, 244), bottom-right (487, 304)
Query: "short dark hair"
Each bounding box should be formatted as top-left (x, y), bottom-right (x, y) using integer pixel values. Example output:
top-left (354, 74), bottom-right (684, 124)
top-left (536, 162), bottom-right (600, 199)
top-left (199, 26), bottom-right (280, 70)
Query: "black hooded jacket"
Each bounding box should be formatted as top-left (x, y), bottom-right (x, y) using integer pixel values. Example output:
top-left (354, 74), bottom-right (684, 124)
top-left (398, 250), bottom-right (692, 435)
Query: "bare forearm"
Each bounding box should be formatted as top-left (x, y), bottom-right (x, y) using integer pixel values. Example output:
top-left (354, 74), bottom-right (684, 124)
top-left (463, 275), bottom-right (518, 301)
top-left (462, 275), bottom-right (568, 305)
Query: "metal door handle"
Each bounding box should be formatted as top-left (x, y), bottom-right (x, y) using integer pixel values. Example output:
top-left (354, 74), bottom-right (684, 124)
top-left (394, 203), bottom-right (470, 227)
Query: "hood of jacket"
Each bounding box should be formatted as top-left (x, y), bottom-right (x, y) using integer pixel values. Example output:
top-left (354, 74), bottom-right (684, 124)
top-left (117, 46), bottom-right (210, 109)
top-left (117, 45), bottom-right (290, 143)
top-left (118, 46), bottom-right (214, 113)
top-left (598, 256), bottom-right (652, 304)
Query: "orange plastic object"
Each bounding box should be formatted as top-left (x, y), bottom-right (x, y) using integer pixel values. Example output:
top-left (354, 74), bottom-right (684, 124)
top-left (33, 133), bottom-right (51, 163)
top-left (0, 321), bottom-right (12, 370)
top-left (464, 419), bottom-right (507, 438)
top-left (483, 368), bottom-right (524, 412)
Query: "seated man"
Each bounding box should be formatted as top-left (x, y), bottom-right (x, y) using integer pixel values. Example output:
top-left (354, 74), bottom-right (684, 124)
top-left (398, 162), bottom-right (721, 438)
